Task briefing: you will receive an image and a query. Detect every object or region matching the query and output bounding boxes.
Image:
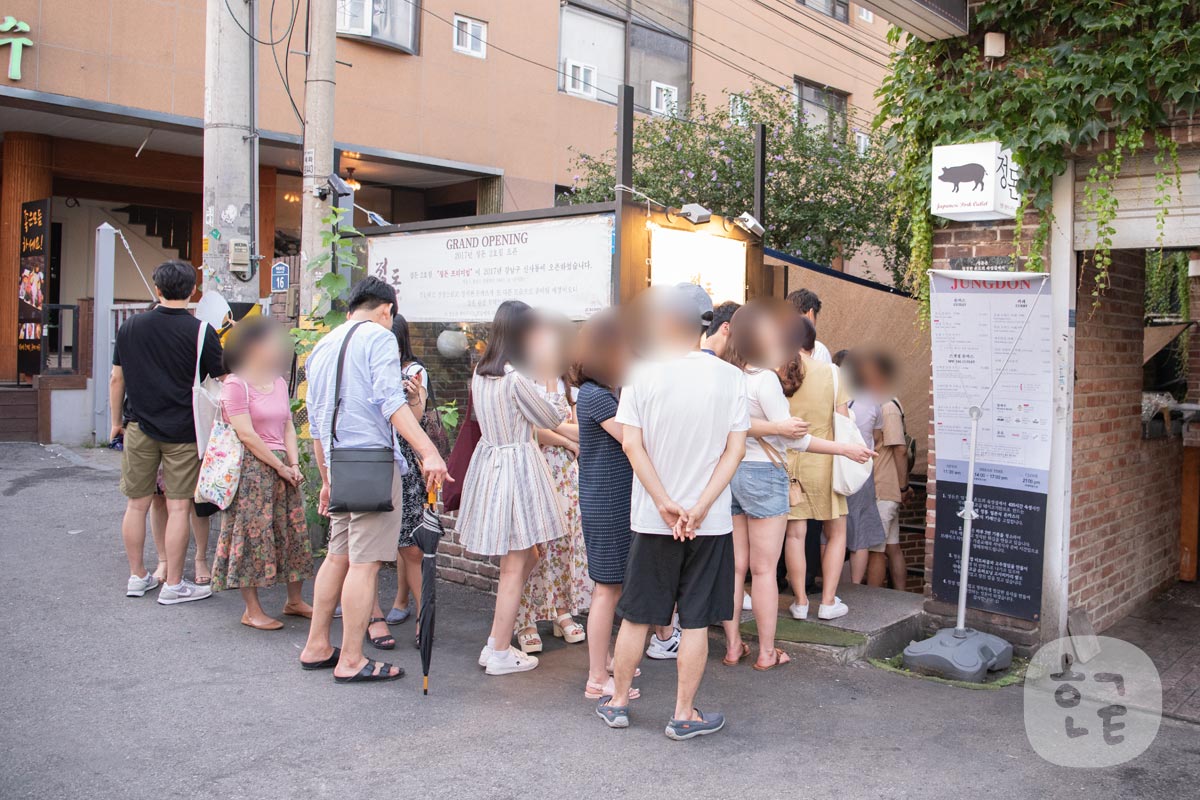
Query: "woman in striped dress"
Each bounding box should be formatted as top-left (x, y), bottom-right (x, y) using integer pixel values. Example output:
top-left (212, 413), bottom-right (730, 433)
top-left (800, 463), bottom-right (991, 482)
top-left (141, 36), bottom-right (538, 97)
top-left (457, 301), bottom-right (569, 676)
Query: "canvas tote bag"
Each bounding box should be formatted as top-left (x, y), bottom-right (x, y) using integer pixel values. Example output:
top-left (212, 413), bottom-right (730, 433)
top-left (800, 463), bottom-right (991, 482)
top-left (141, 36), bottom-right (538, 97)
top-left (326, 322), bottom-right (395, 513)
top-left (192, 321), bottom-right (224, 458)
top-left (194, 379), bottom-right (249, 509)
top-left (830, 364), bottom-right (873, 496)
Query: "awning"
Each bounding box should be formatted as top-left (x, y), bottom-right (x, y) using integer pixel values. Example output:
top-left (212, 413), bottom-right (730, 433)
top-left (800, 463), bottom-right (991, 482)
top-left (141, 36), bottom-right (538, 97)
top-left (1144, 322), bottom-right (1194, 366)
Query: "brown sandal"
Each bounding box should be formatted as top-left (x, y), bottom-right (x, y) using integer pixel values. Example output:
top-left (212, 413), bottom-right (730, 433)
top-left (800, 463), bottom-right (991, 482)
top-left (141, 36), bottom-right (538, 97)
top-left (722, 642), bottom-right (750, 666)
top-left (753, 648), bottom-right (792, 671)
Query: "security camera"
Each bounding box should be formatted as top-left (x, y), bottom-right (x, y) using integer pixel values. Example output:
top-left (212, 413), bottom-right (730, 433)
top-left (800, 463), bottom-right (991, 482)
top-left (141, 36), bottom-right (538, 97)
top-left (734, 212), bottom-right (765, 237)
top-left (327, 173), bottom-right (353, 198)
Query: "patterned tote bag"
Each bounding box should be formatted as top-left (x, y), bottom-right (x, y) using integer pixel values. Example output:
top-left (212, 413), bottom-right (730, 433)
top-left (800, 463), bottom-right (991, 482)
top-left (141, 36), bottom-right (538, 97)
top-left (194, 380), bottom-right (249, 509)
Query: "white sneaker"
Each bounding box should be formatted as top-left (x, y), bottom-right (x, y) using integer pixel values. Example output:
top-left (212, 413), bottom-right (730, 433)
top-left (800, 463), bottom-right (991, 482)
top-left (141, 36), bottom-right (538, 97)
top-left (157, 580), bottom-right (212, 605)
top-left (478, 644), bottom-right (493, 667)
top-left (485, 647), bottom-right (539, 675)
top-left (126, 572), bottom-right (159, 597)
top-left (741, 593), bottom-right (753, 611)
top-left (646, 629), bottom-right (680, 660)
top-left (788, 602), bottom-right (809, 620)
top-left (818, 599), bottom-right (849, 620)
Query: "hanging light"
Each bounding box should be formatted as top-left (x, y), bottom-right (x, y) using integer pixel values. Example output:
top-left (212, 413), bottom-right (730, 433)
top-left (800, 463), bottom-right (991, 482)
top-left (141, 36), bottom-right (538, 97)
top-left (345, 167), bottom-right (361, 192)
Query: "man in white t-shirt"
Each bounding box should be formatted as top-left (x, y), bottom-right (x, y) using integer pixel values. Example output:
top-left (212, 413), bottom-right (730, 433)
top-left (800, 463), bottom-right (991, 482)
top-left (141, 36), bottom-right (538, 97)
top-left (787, 288), bottom-right (831, 363)
top-left (595, 284), bottom-right (749, 741)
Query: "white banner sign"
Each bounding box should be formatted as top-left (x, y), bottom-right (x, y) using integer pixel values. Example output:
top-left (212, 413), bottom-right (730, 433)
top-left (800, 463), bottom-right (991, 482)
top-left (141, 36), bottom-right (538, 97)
top-left (929, 270), bottom-right (1052, 620)
top-left (367, 214), bottom-right (615, 322)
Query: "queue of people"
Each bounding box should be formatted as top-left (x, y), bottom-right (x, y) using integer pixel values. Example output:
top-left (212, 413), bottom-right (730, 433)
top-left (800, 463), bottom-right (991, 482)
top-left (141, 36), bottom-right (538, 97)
top-left (112, 262), bottom-right (912, 738)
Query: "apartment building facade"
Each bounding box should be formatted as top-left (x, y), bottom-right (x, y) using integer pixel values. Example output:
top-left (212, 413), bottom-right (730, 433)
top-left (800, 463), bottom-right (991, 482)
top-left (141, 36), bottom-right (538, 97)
top-left (0, 0), bottom-right (893, 385)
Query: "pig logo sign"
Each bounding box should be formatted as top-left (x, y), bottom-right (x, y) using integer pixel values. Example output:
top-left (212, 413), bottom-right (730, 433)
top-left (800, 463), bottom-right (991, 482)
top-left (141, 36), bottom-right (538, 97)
top-left (937, 163), bottom-right (987, 192)
top-left (930, 142), bottom-right (1021, 221)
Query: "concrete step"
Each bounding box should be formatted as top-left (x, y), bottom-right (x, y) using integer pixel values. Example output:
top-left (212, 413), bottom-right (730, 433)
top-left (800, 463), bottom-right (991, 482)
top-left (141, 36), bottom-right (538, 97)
top-left (735, 582), bottom-right (926, 665)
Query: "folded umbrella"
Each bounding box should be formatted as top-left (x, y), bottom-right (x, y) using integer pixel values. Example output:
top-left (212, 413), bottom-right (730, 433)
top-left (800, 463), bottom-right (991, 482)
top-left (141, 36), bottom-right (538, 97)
top-left (412, 488), bottom-right (445, 695)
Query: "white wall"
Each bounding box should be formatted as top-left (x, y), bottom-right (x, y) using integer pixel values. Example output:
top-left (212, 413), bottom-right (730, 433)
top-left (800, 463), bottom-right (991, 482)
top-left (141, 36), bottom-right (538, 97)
top-left (50, 384), bottom-right (94, 446)
top-left (52, 198), bottom-right (184, 309)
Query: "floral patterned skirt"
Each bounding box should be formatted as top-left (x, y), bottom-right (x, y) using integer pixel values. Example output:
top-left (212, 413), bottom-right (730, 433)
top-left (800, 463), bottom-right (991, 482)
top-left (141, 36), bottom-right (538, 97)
top-left (212, 449), bottom-right (314, 591)
top-left (516, 445), bottom-right (592, 629)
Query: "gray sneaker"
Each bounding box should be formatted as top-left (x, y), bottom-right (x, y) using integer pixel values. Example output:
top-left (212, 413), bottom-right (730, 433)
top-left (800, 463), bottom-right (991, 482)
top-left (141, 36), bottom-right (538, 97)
top-left (665, 709), bottom-right (725, 741)
top-left (157, 580), bottom-right (212, 605)
top-left (126, 572), bottom-right (159, 597)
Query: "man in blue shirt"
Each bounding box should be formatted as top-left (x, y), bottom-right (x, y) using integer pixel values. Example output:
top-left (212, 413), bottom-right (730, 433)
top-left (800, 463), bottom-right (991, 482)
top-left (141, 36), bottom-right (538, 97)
top-left (300, 277), bottom-right (449, 683)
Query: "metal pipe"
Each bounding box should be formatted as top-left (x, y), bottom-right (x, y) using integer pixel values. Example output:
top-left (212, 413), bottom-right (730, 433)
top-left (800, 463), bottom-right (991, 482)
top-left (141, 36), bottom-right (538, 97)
top-left (954, 405), bottom-right (983, 636)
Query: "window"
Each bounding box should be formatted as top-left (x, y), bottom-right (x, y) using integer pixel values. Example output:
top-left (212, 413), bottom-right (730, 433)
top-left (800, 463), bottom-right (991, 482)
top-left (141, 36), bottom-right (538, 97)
top-left (452, 14), bottom-right (486, 57)
top-left (630, 21), bottom-right (689, 114)
top-left (855, 131), bottom-right (871, 154)
top-left (337, 0), bottom-right (420, 54)
top-left (565, 59), bottom-right (599, 97)
top-left (651, 81), bottom-right (679, 115)
top-left (559, 2), bottom-right (691, 110)
top-left (559, 4), bottom-right (625, 102)
top-left (729, 93), bottom-right (749, 126)
top-left (858, 5), bottom-right (874, 22)
top-left (798, 0), bottom-right (849, 22)
top-left (795, 78), bottom-right (848, 131)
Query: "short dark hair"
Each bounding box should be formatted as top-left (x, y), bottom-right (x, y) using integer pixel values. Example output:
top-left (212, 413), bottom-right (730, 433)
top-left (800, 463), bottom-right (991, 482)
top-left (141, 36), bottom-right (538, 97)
top-left (222, 316), bottom-right (278, 374)
top-left (152, 260), bottom-right (197, 301)
top-left (347, 276), bottom-right (397, 314)
top-left (786, 288), bottom-right (822, 317)
top-left (711, 301), bottom-right (740, 332)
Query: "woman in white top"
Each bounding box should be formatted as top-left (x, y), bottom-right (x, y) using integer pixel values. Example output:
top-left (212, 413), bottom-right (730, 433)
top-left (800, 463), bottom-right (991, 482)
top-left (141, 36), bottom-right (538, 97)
top-left (719, 301), bottom-right (875, 670)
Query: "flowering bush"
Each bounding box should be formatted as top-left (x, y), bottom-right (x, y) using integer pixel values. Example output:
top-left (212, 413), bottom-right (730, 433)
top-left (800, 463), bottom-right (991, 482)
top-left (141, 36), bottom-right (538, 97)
top-left (563, 84), bottom-right (908, 283)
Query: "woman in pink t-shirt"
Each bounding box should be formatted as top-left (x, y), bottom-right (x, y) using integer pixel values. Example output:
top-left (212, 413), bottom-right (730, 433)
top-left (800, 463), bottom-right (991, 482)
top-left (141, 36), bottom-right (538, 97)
top-left (210, 317), bottom-right (314, 630)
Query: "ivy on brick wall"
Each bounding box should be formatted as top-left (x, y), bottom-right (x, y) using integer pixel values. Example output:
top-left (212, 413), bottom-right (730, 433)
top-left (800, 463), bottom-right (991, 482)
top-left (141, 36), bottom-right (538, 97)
top-left (875, 0), bottom-right (1200, 308)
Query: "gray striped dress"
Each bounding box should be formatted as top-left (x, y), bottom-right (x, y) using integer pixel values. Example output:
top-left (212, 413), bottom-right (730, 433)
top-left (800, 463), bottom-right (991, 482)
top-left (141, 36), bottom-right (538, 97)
top-left (455, 367), bottom-right (569, 556)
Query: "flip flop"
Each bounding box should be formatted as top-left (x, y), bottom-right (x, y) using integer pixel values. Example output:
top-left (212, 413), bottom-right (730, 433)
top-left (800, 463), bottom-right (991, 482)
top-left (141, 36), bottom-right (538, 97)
top-left (333, 658), bottom-right (404, 684)
top-left (722, 642), bottom-right (750, 666)
top-left (752, 648), bottom-right (792, 672)
top-left (300, 646), bottom-right (341, 671)
top-left (367, 617), bottom-right (396, 650)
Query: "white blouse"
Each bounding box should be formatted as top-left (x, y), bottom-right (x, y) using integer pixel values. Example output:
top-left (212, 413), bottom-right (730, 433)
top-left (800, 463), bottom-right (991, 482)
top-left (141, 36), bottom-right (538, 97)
top-left (743, 368), bottom-right (811, 463)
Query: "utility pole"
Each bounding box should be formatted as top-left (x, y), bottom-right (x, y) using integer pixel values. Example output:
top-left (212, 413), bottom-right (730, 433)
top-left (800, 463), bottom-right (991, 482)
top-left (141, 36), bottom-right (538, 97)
top-left (202, 0), bottom-right (261, 304)
top-left (299, 0), bottom-right (337, 323)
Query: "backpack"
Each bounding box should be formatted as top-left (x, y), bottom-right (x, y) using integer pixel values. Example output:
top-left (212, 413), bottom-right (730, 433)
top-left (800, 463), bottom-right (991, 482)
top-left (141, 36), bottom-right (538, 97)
top-left (890, 397), bottom-right (917, 476)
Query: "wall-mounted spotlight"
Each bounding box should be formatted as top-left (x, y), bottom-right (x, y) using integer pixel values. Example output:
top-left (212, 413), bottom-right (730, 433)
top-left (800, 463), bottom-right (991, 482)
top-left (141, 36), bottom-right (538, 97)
top-left (678, 203), bottom-right (712, 225)
top-left (734, 212), bottom-right (765, 237)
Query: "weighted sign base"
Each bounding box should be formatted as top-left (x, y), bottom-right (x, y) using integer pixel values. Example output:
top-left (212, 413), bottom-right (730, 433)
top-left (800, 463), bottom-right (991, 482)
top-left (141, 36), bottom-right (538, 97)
top-left (902, 628), bottom-right (1013, 683)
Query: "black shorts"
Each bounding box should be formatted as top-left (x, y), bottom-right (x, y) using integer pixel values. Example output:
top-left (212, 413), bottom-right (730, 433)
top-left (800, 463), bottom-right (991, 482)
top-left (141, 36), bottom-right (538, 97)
top-left (616, 533), bottom-right (734, 629)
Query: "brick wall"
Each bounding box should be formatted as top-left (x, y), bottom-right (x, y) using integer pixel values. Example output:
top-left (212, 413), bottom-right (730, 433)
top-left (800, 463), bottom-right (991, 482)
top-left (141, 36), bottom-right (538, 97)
top-left (1070, 251), bottom-right (1183, 632)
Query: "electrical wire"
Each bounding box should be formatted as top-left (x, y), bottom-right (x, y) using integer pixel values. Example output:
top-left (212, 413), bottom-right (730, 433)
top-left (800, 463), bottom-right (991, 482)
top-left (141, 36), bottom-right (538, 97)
top-left (398, 0), bottom-right (680, 119)
top-left (224, 0), bottom-right (291, 46)
top-left (270, 0), bottom-right (304, 127)
top-left (746, 0), bottom-right (893, 68)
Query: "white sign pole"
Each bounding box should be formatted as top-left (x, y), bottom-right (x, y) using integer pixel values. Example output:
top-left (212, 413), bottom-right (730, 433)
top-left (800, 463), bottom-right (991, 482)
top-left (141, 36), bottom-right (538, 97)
top-left (955, 406), bottom-right (982, 635)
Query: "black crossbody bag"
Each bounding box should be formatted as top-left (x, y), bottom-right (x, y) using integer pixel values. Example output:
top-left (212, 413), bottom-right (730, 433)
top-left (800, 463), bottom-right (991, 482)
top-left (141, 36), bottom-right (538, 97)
top-left (327, 322), bottom-right (395, 513)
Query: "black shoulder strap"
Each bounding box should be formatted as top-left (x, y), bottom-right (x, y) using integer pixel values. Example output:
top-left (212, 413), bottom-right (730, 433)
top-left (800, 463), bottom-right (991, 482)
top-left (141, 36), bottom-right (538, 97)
top-left (413, 357), bottom-right (437, 407)
top-left (330, 322), bottom-right (367, 446)
top-left (891, 397), bottom-right (905, 422)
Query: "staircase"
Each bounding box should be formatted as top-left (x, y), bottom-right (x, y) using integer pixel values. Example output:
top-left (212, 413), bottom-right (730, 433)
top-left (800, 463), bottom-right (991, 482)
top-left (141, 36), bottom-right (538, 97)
top-left (112, 205), bottom-right (193, 261)
top-left (0, 386), bottom-right (38, 442)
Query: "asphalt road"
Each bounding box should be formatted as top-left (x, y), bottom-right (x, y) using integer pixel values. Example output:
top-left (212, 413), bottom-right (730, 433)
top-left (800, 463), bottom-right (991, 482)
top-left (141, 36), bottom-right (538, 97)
top-left (1, 442), bottom-right (1197, 800)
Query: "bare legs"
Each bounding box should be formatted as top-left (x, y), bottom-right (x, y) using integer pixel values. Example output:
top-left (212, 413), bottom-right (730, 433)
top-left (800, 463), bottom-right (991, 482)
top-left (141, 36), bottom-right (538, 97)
top-left (301, 554), bottom-right (398, 678)
top-left (820, 517), bottom-right (847, 606)
top-left (393, 545), bottom-right (423, 613)
top-left (301, 553), bottom-right (347, 663)
top-left (609, 620), bottom-right (647, 706)
top-left (721, 516), bottom-right (751, 662)
top-left (849, 548), bottom-right (869, 584)
top-left (673, 628), bottom-right (709, 721)
top-left (191, 513), bottom-right (211, 583)
top-left (783, 519), bottom-right (809, 610)
top-left (240, 587), bottom-right (275, 626)
top-left (150, 495), bottom-right (168, 580)
top-left (587, 583), bottom-right (623, 685)
top-left (488, 547), bottom-right (536, 651)
top-left (121, 496), bottom-right (154, 578)
top-left (747, 516), bottom-right (788, 666)
top-left (887, 543), bottom-right (907, 590)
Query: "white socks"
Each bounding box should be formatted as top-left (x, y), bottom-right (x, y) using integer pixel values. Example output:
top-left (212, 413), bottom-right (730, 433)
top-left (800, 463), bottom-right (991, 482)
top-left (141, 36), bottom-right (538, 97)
top-left (487, 636), bottom-right (496, 648)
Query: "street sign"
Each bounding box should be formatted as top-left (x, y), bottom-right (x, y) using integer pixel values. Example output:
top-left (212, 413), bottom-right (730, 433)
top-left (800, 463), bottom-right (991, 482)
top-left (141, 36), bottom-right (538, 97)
top-left (270, 261), bottom-right (290, 293)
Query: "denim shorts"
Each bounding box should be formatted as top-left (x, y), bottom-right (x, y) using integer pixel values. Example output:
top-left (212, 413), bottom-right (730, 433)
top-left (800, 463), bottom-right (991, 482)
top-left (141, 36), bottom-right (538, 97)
top-left (730, 461), bottom-right (790, 519)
